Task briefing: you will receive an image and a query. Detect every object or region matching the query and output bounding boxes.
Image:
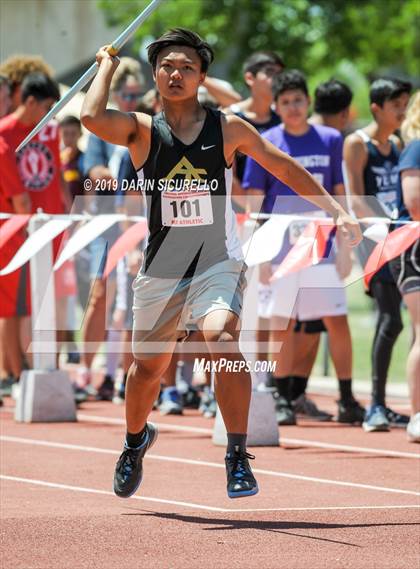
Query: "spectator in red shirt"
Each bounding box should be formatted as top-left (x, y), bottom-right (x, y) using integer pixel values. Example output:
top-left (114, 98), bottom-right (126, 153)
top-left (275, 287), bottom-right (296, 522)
top-left (0, 72), bottom-right (66, 387)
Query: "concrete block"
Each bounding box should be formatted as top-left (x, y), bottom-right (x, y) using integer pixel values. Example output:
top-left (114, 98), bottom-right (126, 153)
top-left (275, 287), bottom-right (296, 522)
top-left (213, 390), bottom-right (279, 447)
top-left (15, 369), bottom-right (77, 423)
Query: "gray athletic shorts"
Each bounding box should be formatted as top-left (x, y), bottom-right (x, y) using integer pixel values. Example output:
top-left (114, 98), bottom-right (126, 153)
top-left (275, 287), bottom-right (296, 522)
top-left (132, 258), bottom-right (247, 359)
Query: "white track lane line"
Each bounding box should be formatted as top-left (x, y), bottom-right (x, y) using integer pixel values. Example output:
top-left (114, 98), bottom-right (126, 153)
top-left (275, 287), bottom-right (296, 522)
top-left (1, 475), bottom-right (419, 514)
top-left (0, 475), bottom-right (229, 512)
top-left (2, 435), bottom-right (419, 497)
top-left (77, 413), bottom-right (420, 460)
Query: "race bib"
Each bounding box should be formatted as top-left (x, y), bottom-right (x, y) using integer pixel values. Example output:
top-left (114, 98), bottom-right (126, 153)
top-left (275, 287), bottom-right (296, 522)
top-left (161, 191), bottom-right (213, 226)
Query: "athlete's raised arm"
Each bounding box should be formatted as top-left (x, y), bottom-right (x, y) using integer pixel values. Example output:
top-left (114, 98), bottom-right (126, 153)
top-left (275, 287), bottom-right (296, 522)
top-left (223, 115), bottom-right (362, 246)
top-left (81, 47), bottom-right (139, 146)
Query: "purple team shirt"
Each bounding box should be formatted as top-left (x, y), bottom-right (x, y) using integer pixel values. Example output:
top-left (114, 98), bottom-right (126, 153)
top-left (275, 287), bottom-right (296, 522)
top-left (243, 124), bottom-right (344, 213)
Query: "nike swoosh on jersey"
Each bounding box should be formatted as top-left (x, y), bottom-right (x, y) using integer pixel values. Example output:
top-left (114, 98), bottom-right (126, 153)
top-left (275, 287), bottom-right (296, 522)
top-left (201, 144), bottom-right (216, 151)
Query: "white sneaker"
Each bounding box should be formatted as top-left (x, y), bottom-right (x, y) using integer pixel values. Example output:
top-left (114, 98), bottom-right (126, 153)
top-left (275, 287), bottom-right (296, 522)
top-left (406, 412), bottom-right (420, 443)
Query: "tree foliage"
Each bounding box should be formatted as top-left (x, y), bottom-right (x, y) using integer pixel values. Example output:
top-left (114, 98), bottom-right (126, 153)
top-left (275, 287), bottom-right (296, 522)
top-left (98, 0), bottom-right (419, 84)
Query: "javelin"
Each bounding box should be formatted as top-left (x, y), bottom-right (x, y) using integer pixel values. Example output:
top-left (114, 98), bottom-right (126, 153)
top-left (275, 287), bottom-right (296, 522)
top-left (15, 0), bottom-right (163, 153)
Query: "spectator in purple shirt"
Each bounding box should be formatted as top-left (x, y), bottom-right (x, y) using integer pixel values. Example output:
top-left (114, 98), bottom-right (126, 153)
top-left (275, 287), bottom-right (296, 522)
top-left (243, 70), bottom-right (364, 426)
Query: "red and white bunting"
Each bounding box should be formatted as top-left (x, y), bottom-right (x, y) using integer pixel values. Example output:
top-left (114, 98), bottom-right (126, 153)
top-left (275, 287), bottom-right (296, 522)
top-left (53, 214), bottom-right (126, 271)
top-left (270, 220), bottom-right (335, 282)
top-left (364, 222), bottom-right (420, 289)
top-left (0, 219), bottom-right (72, 276)
top-left (102, 219), bottom-right (148, 279)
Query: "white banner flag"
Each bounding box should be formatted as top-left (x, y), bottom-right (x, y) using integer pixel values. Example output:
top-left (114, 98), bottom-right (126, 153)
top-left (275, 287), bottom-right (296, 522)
top-left (242, 214), bottom-right (296, 267)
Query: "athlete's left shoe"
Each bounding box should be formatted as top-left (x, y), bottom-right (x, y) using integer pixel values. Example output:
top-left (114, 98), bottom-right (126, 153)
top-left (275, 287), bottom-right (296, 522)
top-left (225, 447), bottom-right (259, 499)
top-left (385, 407), bottom-right (410, 428)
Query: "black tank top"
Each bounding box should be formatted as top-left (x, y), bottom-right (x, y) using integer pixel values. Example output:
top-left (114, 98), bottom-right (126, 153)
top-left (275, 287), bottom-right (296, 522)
top-left (356, 130), bottom-right (401, 285)
top-left (357, 129), bottom-right (400, 216)
top-left (137, 107), bottom-right (243, 278)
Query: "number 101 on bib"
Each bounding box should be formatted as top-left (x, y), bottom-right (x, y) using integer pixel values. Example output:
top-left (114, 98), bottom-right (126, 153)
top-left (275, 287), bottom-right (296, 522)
top-left (161, 191), bottom-right (214, 226)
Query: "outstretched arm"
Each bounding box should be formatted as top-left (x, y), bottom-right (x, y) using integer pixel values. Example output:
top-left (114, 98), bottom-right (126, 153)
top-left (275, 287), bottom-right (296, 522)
top-left (224, 116), bottom-right (362, 246)
top-left (81, 47), bottom-right (137, 146)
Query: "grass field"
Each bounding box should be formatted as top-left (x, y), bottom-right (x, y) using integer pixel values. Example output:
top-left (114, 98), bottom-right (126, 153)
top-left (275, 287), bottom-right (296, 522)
top-left (312, 272), bottom-right (410, 384)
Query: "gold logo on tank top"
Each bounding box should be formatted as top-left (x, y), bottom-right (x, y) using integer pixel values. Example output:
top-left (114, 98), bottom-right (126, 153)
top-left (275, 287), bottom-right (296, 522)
top-left (165, 156), bottom-right (207, 181)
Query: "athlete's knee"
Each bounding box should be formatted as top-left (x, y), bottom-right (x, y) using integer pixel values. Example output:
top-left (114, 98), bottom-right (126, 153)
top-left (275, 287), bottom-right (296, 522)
top-left (379, 313), bottom-right (403, 341)
top-left (204, 327), bottom-right (241, 353)
top-left (130, 358), bottom-right (163, 384)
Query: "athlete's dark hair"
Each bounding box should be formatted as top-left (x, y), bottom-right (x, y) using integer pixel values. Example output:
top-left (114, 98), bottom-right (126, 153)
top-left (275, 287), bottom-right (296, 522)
top-left (314, 79), bottom-right (353, 115)
top-left (242, 51), bottom-right (285, 76)
top-left (370, 78), bottom-right (412, 107)
top-left (272, 69), bottom-right (308, 100)
top-left (147, 28), bottom-right (214, 72)
top-left (21, 72), bottom-right (60, 103)
top-left (59, 115), bottom-right (81, 129)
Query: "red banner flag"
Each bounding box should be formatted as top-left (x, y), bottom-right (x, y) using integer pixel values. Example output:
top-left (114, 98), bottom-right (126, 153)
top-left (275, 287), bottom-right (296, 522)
top-left (102, 220), bottom-right (148, 279)
top-left (0, 215), bottom-right (31, 249)
top-left (270, 220), bottom-right (335, 282)
top-left (364, 222), bottom-right (420, 289)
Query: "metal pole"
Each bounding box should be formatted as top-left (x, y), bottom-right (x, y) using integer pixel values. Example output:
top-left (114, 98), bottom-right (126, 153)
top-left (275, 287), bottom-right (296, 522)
top-left (16, 0), bottom-right (163, 153)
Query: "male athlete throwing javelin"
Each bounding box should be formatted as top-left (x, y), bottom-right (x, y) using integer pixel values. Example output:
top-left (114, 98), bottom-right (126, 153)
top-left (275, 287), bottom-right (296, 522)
top-left (81, 28), bottom-right (362, 499)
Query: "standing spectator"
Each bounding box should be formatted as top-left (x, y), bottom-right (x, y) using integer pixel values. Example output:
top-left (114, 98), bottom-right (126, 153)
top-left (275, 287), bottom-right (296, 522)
top-left (344, 78), bottom-right (411, 432)
top-left (0, 72), bottom-right (65, 389)
top-left (224, 51), bottom-right (284, 386)
top-left (59, 115), bottom-right (87, 364)
top-left (288, 79), bottom-right (354, 420)
top-left (311, 79), bottom-right (354, 133)
top-left (389, 92), bottom-right (420, 441)
top-left (243, 70), bottom-right (364, 425)
top-left (77, 57), bottom-right (145, 400)
top-left (0, 55), bottom-right (53, 112)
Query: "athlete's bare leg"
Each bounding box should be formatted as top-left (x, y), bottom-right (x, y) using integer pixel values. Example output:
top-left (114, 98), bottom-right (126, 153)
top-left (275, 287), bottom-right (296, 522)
top-left (125, 352), bottom-right (173, 434)
top-left (81, 278), bottom-right (116, 369)
top-left (404, 292), bottom-right (420, 415)
top-left (2, 317), bottom-right (23, 378)
top-left (269, 316), bottom-right (296, 376)
top-left (322, 315), bottom-right (352, 379)
top-left (200, 309), bottom-right (251, 433)
top-left (292, 331), bottom-right (320, 377)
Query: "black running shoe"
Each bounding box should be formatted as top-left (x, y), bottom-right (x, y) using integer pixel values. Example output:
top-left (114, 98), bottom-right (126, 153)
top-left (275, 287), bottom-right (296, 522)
top-left (113, 423), bottom-right (158, 498)
top-left (96, 375), bottom-right (115, 401)
top-left (337, 398), bottom-right (365, 424)
top-left (385, 407), bottom-right (410, 428)
top-left (225, 447), bottom-right (259, 499)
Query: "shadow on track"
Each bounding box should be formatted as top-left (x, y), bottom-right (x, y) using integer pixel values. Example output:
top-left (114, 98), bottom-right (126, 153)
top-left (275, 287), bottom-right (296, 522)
top-left (120, 509), bottom-right (420, 548)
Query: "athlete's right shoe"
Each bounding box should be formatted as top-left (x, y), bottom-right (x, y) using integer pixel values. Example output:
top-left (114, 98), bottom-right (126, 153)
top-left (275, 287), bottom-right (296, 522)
top-left (113, 423), bottom-right (158, 498)
top-left (363, 404), bottom-right (390, 432)
top-left (407, 413), bottom-right (420, 443)
top-left (337, 398), bottom-right (365, 424)
top-left (274, 395), bottom-right (297, 425)
top-left (225, 446), bottom-right (259, 499)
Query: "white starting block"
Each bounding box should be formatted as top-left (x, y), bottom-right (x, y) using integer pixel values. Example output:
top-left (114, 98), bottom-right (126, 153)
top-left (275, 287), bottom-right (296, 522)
top-left (212, 220), bottom-right (279, 447)
top-left (15, 215), bottom-right (76, 423)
